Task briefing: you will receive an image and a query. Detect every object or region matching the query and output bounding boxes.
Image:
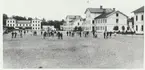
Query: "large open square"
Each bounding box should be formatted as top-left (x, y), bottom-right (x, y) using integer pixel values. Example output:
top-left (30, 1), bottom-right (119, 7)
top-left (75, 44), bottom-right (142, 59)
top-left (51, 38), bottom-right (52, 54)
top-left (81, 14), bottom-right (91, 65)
top-left (3, 31), bottom-right (144, 68)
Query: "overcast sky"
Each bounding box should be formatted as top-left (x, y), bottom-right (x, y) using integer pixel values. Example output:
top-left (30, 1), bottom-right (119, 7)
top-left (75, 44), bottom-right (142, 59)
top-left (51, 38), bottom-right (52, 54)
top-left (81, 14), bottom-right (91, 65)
top-left (2, 0), bottom-right (144, 20)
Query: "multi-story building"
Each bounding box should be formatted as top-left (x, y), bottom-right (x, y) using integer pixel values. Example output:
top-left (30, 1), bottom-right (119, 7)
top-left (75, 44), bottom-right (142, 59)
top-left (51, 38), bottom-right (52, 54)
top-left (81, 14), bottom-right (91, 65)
top-left (93, 9), bottom-right (128, 33)
top-left (6, 18), bottom-right (42, 32)
top-left (132, 6), bottom-right (144, 34)
top-left (82, 6), bottom-right (113, 31)
top-left (61, 15), bottom-right (84, 31)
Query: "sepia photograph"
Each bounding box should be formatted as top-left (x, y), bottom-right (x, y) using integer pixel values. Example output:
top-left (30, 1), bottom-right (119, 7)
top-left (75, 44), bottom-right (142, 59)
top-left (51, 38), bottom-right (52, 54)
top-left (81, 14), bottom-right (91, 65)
top-left (2, 0), bottom-right (144, 69)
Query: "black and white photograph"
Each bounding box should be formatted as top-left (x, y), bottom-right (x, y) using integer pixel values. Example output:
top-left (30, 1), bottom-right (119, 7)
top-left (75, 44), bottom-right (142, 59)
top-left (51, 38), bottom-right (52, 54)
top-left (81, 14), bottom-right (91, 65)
top-left (2, 0), bottom-right (144, 69)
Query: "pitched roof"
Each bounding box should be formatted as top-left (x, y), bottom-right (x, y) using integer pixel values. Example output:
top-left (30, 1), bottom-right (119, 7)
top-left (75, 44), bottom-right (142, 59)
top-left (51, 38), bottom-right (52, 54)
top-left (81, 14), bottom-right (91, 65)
top-left (84, 8), bottom-right (113, 14)
top-left (132, 6), bottom-right (144, 13)
top-left (66, 15), bottom-right (82, 19)
top-left (94, 11), bottom-right (128, 19)
top-left (17, 20), bottom-right (31, 24)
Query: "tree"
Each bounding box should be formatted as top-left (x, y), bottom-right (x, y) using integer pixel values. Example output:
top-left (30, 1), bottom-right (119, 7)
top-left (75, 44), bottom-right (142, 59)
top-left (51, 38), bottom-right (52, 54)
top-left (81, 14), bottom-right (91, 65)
top-left (78, 27), bottom-right (83, 32)
top-left (12, 15), bottom-right (27, 20)
top-left (113, 26), bottom-right (119, 31)
top-left (3, 14), bottom-right (8, 26)
top-left (28, 17), bottom-right (32, 20)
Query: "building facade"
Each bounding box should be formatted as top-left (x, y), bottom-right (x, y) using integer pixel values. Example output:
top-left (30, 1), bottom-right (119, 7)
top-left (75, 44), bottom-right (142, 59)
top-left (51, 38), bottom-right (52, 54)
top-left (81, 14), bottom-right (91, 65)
top-left (61, 15), bottom-right (84, 31)
top-left (83, 6), bottom-right (113, 31)
top-left (6, 18), bottom-right (42, 31)
top-left (94, 10), bottom-right (128, 33)
top-left (132, 6), bottom-right (144, 34)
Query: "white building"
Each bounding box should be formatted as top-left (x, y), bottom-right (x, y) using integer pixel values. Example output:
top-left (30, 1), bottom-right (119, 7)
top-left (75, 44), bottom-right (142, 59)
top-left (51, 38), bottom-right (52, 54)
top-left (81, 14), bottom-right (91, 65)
top-left (61, 15), bottom-right (84, 31)
top-left (132, 6), bottom-right (144, 34)
top-left (83, 6), bottom-right (113, 31)
top-left (93, 10), bottom-right (128, 33)
top-left (6, 18), bottom-right (42, 31)
top-left (42, 25), bottom-right (56, 31)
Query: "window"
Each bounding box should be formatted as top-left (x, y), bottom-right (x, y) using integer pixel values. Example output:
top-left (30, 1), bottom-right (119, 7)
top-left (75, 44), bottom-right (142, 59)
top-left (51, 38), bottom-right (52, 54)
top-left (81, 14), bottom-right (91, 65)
top-left (13, 24), bottom-right (14, 26)
top-left (116, 19), bottom-right (119, 23)
top-left (7, 24), bottom-right (9, 26)
top-left (7, 21), bottom-right (9, 23)
top-left (136, 15), bottom-right (138, 21)
top-left (78, 23), bottom-right (80, 25)
top-left (13, 21), bottom-right (14, 23)
top-left (116, 13), bottom-right (119, 17)
top-left (38, 21), bottom-right (40, 23)
top-left (136, 25), bottom-right (138, 31)
top-left (36, 24), bottom-right (37, 26)
top-left (33, 21), bottom-right (34, 23)
top-left (10, 21), bottom-right (12, 23)
top-left (92, 20), bottom-right (94, 24)
top-left (141, 25), bottom-right (143, 31)
top-left (36, 28), bottom-right (37, 29)
top-left (142, 15), bottom-right (144, 21)
top-left (35, 21), bottom-right (37, 23)
top-left (33, 24), bottom-right (34, 26)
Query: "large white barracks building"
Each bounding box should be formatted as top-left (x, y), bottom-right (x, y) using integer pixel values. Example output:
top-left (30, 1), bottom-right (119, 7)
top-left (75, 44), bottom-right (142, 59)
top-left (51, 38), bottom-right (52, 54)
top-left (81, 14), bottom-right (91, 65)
top-left (132, 6), bottom-right (144, 34)
top-left (6, 18), bottom-right (42, 31)
top-left (82, 6), bottom-right (128, 32)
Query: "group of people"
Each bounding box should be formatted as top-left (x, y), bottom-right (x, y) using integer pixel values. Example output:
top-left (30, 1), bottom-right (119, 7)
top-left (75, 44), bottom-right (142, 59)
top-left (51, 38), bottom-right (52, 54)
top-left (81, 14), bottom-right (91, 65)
top-left (103, 31), bottom-right (112, 39)
top-left (42, 31), bottom-right (63, 39)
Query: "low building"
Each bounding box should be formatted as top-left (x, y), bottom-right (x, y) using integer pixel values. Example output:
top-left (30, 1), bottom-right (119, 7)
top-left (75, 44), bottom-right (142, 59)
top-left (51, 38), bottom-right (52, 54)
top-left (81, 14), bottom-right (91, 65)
top-left (93, 10), bottom-right (128, 33)
top-left (132, 6), bottom-right (144, 34)
top-left (42, 25), bottom-right (56, 31)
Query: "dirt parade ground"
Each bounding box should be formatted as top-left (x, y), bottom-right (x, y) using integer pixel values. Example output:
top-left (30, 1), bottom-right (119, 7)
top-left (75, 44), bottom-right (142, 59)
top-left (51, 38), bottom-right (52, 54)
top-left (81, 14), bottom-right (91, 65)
top-left (3, 31), bottom-right (144, 68)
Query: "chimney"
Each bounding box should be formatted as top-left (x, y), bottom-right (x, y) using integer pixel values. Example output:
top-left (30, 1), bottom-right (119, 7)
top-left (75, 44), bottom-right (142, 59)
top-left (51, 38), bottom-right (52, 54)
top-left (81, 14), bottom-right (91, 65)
top-left (113, 8), bottom-right (115, 11)
top-left (100, 5), bottom-right (103, 9)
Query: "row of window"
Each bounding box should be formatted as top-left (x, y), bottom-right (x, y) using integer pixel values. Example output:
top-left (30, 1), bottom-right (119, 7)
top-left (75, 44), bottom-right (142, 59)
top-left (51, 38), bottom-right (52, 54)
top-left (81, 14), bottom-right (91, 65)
top-left (7, 24), bottom-right (15, 27)
top-left (7, 24), bottom-right (41, 27)
top-left (94, 19), bottom-right (107, 24)
top-left (96, 26), bottom-right (107, 30)
top-left (32, 21), bottom-right (40, 23)
top-left (32, 28), bottom-right (40, 30)
top-left (136, 15), bottom-right (144, 21)
top-left (7, 20), bottom-right (15, 23)
top-left (136, 25), bottom-right (143, 31)
top-left (93, 19), bottom-right (119, 24)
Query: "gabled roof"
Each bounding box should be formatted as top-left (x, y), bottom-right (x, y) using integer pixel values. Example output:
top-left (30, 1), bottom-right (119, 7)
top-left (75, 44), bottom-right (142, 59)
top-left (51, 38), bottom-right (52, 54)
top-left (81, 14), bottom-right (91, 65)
top-left (66, 15), bottom-right (82, 19)
top-left (84, 8), bottom-right (113, 14)
top-left (94, 11), bottom-right (128, 19)
top-left (132, 6), bottom-right (144, 13)
top-left (17, 20), bottom-right (31, 24)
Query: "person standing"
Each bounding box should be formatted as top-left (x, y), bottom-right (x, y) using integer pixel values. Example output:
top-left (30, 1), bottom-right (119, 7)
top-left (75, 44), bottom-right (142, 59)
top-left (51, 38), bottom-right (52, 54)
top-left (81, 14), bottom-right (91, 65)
top-left (69, 31), bottom-right (71, 36)
top-left (57, 32), bottom-right (60, 39)
top-left (14, 32), bottom-right (17, 38)
top-left (24, 30), bottom-right (26, 35)
top-left (103, 31), bottom-right (106, 39)
top-left (66, 31), bottom-right (69, 36)
top-left (20, 32), bottom-right (23, 38)
top-left (11, 31), bottom-right (14, 38)
top-left (43, 31), bottom-right (47, 39)
top-left (72, 32), bottom-right (74, 37)
top-left (110, 31), bottom-right (112, 38)
top-left (60, 33), bottom-right (63, 39)
top-left (106, 32), bottom-right (109, 39)
top-left (79, 31), bottom-right (82, 37)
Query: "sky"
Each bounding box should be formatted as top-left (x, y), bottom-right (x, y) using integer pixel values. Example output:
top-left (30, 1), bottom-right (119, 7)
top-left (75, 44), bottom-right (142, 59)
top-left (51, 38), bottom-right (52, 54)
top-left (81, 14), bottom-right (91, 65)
top-left (2, 0), bottom-right (144, 20)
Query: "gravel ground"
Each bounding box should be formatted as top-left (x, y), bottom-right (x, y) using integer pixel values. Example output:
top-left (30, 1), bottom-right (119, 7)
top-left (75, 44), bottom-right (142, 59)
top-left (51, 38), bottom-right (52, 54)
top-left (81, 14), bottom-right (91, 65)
top-left (3, 31), bottom-right (144, 68)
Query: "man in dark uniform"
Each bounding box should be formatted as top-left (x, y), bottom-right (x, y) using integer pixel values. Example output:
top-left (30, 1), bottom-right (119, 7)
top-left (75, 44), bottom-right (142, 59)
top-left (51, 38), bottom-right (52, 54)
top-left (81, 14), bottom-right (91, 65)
top-left (103, 31), bottom-right (106, 39)
top-left (11, 31), bottom-right (14, 38)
